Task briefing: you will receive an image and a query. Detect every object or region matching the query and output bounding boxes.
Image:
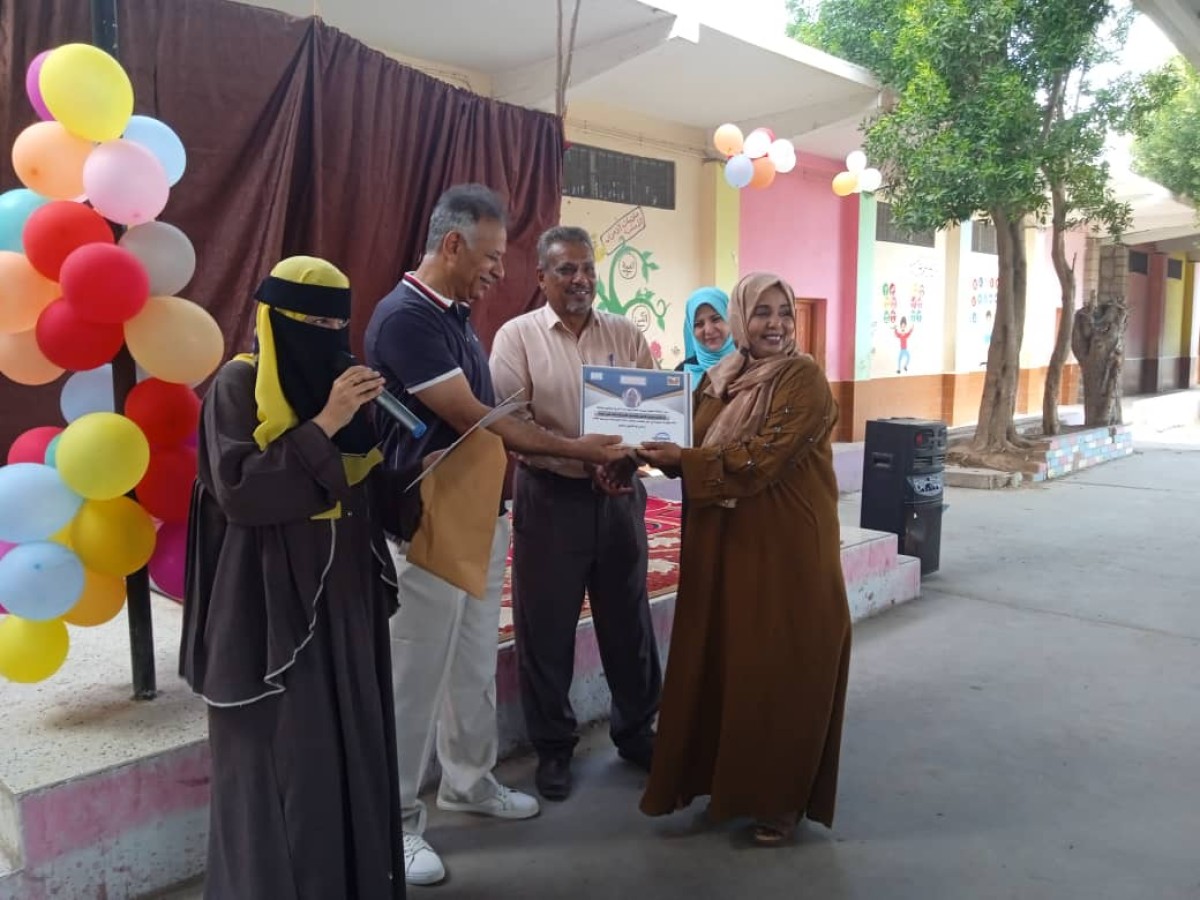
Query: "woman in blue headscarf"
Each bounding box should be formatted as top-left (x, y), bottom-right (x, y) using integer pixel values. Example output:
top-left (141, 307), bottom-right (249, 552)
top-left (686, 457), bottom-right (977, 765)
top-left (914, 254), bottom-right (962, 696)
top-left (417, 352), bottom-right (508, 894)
top-left (676, 287), bottom-right (735, 384)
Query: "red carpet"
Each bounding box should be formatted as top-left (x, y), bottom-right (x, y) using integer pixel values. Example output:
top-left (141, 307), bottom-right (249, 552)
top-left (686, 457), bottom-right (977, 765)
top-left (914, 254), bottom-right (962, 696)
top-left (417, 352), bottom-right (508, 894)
top-left (497, 496), bottom-right (682, 643)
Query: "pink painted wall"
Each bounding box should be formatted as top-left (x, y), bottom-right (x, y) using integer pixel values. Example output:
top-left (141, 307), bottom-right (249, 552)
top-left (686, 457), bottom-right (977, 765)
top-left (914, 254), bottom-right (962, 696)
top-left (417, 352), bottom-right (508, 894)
top-left (738, 151), bottom-right (859, 383)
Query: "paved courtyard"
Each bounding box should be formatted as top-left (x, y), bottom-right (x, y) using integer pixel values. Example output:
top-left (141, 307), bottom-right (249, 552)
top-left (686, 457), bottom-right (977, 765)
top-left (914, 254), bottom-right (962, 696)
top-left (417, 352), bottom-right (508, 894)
top-left (165, 426), bottom-right (1200, 900)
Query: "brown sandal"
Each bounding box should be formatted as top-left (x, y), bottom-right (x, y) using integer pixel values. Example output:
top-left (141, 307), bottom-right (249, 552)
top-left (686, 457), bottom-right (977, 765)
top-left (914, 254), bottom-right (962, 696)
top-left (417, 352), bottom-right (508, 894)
top-left (751, 814), bottom-right (799, 846)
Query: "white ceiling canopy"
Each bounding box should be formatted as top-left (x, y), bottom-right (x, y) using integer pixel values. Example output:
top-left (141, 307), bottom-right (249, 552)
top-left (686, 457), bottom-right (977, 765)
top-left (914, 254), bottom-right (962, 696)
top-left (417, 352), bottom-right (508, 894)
top-left (238, 0), bottom-right (882, 158)
top-left (1134, 0), bottom-right (1200, 68)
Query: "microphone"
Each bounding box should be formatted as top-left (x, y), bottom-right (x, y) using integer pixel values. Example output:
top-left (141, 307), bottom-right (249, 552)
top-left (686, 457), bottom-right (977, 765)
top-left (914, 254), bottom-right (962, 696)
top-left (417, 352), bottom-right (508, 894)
top-left (338, 352), bottom-right (427, 438)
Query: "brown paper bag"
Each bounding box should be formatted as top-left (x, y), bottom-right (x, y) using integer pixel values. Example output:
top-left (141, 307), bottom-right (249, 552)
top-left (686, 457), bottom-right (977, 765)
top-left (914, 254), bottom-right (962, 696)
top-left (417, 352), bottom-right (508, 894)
top-left (406, 427), bottom-right (508, 599)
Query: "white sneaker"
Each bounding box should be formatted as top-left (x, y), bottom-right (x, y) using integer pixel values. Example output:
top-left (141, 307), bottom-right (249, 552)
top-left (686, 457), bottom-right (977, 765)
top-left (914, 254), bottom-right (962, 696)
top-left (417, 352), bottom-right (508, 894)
top-left (403, 832), bottom-right (446, 886)
top-left (436, 783), bottom-right (541, 820)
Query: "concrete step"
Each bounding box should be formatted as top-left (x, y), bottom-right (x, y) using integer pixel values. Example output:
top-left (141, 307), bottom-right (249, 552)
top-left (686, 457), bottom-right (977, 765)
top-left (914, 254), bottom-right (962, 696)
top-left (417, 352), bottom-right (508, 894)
top-left (840, 525), bottom-right (902, 583)
top-left (945, 466), bottom-right (1023, 489)
top-left (847, 554), bottom-right (922, 622)
top-left (0, 783), bottom-right (20, 879)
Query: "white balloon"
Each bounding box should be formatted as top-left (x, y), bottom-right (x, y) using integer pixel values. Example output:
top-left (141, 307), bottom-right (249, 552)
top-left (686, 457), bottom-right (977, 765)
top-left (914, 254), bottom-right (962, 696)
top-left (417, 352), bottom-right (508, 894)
top-left (768, 139), bottom-right (797, 174)
top-left (724, 154), bottom-right (754, 189)
top-left (846, 150), bottom-right (867, 173)
top-left (743, 129), bottom-right (772, 160)
top-left (859, 168), bottom-right (883, 193)
top-left (60, 365), bottom-right (114, 423)
top-left (119, 221), bottom-right (197, 297)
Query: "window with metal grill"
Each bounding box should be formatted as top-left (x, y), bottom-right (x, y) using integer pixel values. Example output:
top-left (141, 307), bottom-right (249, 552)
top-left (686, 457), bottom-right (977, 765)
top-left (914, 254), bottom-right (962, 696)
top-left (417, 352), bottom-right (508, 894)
top-left (1128, 251), bottom-right (1149, 275)
top-left (971, 221), bottom-right (998, 255)
top-left (563, 144), bottom-right (676, 210)
top-left (875, 202), bottom-right (936, 248)
top-left (1167, 258), bottom-right (1184, 280)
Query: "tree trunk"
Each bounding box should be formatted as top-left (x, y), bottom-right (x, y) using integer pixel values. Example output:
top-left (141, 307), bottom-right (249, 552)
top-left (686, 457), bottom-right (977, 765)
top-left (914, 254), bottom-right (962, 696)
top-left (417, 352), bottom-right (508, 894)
top-left (972, 209), bottom-right (1027, 452)
top-left (1072, 292), bottom-right (1127, 426)
top-left (1042, 181), bottom-right (1075, 436)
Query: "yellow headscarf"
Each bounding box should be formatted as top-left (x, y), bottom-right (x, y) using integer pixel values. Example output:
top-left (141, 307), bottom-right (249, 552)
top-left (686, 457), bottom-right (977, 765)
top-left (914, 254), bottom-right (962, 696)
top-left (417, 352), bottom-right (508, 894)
top-left (235, 256), bottom-right (382, 519)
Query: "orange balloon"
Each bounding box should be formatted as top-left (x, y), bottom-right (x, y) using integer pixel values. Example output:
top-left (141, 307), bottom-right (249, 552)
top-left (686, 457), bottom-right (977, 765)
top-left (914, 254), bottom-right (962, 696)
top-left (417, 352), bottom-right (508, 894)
top-left (11, 121), bottom-right (94, 200)
top-left (832, 171), bottom-right (859, 197)
top-left (0, 251), bottom-right (60, 334)
top-left (713, 123), bottom-right (744, 157)
top-left (749, 157), bottom-right (777, 190)
top-left (124, 295), bottom-right (225, 385)
top-left (63, 568), bottom-right (126, 626)
top-left (0, 329), bottom-right (64, 385)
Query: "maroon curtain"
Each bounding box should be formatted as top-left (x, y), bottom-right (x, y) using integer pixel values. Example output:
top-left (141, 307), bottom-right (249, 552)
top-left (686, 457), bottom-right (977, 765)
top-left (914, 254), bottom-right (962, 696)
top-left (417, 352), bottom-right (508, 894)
top-left (0, 0), bottom-right (562, 453)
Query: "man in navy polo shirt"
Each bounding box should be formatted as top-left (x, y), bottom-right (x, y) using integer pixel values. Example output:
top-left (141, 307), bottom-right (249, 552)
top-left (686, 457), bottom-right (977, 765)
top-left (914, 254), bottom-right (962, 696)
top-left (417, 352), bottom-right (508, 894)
top-left (365, 184), bottom-right (626, 887)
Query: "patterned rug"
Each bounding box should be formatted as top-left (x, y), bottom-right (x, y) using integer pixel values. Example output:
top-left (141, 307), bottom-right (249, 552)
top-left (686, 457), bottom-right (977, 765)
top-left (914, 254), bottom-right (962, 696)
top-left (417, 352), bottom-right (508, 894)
top-left (497, 496), bottom-right (682, 643)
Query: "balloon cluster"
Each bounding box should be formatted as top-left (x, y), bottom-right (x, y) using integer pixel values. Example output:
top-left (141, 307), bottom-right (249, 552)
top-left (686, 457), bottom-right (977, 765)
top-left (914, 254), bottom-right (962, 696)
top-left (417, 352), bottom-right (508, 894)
top-left (713, 123), bottom-right (797, 191)
top-left (832, 150), bottom-right (883, 197)
top-left (0, 44), bottom-right (217, 684)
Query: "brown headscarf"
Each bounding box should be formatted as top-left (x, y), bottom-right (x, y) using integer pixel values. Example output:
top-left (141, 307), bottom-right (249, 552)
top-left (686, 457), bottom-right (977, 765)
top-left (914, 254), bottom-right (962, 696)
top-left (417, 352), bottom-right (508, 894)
top-left (701, 272), bottom-right (800, 448)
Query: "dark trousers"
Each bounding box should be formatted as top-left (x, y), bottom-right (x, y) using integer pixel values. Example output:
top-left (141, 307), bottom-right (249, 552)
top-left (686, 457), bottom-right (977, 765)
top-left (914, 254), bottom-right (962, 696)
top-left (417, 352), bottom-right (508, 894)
top-left (511, 465), bottom-right (662, 759)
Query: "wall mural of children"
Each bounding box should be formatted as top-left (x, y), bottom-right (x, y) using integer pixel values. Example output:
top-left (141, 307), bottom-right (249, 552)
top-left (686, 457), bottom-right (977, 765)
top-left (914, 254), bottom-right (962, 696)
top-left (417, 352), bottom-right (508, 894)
top-left (894, 316), bottom-right (915, 374)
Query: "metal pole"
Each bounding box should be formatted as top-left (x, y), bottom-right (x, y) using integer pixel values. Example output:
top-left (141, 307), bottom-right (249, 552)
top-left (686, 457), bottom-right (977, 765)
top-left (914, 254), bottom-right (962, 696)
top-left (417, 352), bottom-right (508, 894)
top-left (91, 0), bottom-right (157, 700)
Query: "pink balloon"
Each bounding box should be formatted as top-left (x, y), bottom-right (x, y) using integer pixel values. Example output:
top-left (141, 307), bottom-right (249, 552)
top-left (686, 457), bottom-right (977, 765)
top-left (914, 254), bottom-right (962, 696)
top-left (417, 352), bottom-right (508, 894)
top-left (149, 521), bottom-right (186, 600)
top-left (26, 51), bottom-right (53, 121)
top-left (82, 140), bottom-right (169, 227)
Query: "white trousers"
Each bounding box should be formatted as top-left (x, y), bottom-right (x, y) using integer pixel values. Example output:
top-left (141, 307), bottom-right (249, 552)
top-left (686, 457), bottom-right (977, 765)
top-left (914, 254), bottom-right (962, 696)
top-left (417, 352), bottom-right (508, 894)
top-left (388, 516), bottom-right (511, 835)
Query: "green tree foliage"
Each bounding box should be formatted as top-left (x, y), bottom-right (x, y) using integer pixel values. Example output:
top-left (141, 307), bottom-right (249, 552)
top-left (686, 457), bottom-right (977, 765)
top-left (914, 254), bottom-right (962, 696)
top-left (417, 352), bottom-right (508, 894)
top-left (793, 0), bottom-right (1142, 446)
top-left (1131, 58), bottom-right (1198, 201)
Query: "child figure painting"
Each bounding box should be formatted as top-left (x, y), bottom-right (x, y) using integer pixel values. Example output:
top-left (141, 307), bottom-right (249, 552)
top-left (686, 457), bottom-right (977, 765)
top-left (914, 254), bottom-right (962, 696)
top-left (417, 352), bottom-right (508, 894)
top-left (894, 316), bottom-right (914, 374)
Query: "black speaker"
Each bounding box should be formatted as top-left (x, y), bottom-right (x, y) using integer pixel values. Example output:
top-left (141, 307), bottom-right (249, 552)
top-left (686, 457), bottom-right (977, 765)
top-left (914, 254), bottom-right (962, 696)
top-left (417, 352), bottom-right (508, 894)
top-left (860, 418), bottom-right (947, 574)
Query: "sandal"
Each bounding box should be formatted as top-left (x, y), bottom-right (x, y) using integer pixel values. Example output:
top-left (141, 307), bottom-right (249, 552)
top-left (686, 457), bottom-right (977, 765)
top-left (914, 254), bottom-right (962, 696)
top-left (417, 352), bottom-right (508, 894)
top-left (751, 814), bottom-right (798, 846)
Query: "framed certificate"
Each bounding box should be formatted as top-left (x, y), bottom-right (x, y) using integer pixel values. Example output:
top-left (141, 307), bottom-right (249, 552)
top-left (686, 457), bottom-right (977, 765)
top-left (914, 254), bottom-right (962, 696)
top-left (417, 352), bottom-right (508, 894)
top-left (580, 365), bottom-right (693, 448)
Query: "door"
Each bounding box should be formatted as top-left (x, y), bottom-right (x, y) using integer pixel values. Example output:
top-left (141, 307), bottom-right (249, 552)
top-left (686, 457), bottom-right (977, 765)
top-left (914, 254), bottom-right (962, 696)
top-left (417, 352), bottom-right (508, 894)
top-left (794, 297), bottom-right (826, 369)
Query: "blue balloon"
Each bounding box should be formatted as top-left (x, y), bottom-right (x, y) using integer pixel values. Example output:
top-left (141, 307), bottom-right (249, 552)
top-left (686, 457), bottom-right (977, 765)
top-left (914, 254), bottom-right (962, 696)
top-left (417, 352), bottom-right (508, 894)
top-left (0, 189), bottom-right (51, 253)
top-left (44, 434), bottom-right (62, 468)
top-left (60, 365), bottom-right (115, 423)
top-left (0, 464), bottom-right (84, 543)
top-left (122, 116), bottom-right (187, 187)
top-left (0, 542), bottom-right (85, 622)
top-left (724, 154), bottom-right (754, 189)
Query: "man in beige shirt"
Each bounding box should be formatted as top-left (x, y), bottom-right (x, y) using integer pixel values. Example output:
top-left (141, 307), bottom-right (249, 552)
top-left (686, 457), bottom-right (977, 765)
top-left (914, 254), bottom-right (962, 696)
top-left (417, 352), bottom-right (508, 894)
top-left (490, 225), bottom-right (663, 802)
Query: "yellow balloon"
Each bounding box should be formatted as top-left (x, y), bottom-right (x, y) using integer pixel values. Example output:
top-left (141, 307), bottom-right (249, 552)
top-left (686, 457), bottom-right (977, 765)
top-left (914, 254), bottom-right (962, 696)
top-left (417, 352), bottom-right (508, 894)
top-left (0, 616), bottom-right (69, 683)
top-left (124, 296), bottom-right (225, 385)
top-left (49, 522), bottom-right (73, 547)
top-left (63, 568), bottom-right (126, 626)
top-left (832, 170), bottom-right (859, 197)
top-left (70, 497), bottom-right (156, 577)
top-left (39, 44), bottom-right (134, 143)
top-left (56, 412), bottom-right (150, 501)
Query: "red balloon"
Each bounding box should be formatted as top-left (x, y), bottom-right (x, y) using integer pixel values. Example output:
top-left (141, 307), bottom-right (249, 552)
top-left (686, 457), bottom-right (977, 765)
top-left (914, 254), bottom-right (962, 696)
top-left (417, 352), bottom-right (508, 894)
top-left (22, 201), bottom-right (114, 281)
top-left (125, 379), bottom-right (201, 447)
top-left (135, 445), bottom-right (197, 523)
top-left (35, 298), bottom-right (125, 370)
top-left (6, 425), bottom-right (63, 465)
top-left (60, 243), bottom-right (150, 324)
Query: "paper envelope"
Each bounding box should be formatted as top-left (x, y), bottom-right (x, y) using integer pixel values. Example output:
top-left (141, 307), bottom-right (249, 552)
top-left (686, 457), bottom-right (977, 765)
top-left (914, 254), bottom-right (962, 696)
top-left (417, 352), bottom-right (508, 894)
top-left (406, 426), bottom-right (508, 600)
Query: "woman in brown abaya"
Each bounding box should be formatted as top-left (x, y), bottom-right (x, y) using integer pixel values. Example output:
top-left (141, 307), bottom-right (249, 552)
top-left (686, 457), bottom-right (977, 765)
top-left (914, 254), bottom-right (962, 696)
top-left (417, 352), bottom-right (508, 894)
top-left (637, 272), bottom-right (851, 845)
top-left (180, 256), bottom-right (424, 898)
